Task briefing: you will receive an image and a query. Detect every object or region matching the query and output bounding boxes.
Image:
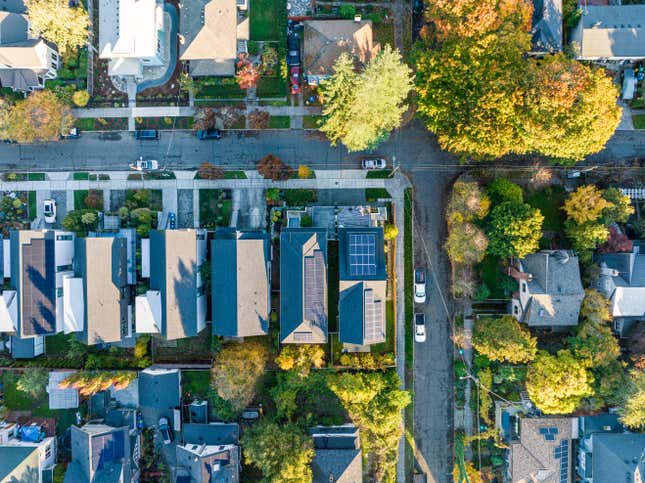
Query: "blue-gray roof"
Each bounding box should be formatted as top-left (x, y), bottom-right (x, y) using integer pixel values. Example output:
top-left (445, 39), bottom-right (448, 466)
top-left (338, 282), bottom-right (364, 345)
top-left (580, 413), bottom-right (622, 436)
top-left (592, 433), bottom-right (645, 482)
top-left (211, 230), bottom-right (270, 337)
top-left (310, 425), bottom-right (362, 483)
top-left (10, 335), bottom-right (37, 358)
top-left (280, 228), bottom-right (328, 343)
top-left (182, 423), bottom-right (240, 446)
top-left (338, 227), bottom-right (386, 282)
top-left (69, 424), bottom-right (131, 483)
top-left (0, 446), bottom-right (39, 482)
top-left (138, 369), bottom-right (181, 410)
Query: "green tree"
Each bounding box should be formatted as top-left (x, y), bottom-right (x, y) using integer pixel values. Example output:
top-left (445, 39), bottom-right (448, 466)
top-left (601, 187), bottom-right (634, 225)
top-left (210, 341), bottom-right (268, 413)
top-left (526, 350), bottom-right (594, 414)
top-left (619, 370), bottom-right (645, 430)
top-left (565, 221), bottom-right (609, 258)
top-left (4, 90), bottom-right (74, 143)
top-left (579, 289), bottom-right (611, 325)
top-left (486, 202), bottom-right (544, 258)
top-left (593, 359), bottom-right (630, 408)
top-left (241, 420), bottom-right (314, 482)
top-left (445, 222), bottom-right (488, 265)
top-left (487, 178), bottom-right (523, 205)
top-left (62, 209), bottom-right (99, 234)
top-left (16, 367), bottom-right (48, 399)
top-left (319, 46), bottom-right (413, 151)
top-left (563, 185), bottom-right (612, 225)
top-left (274, 345), bottom-right (325, 378)
top-left (25, 0), bottom-right (90, 55)
top-left (473, 315), bottom-right (537, 363)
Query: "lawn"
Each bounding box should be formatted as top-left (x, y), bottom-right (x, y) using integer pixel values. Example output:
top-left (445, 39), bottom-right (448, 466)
top-left (366, 170), bottom-right (392, 179)
top-left (250, 0), bottom-right (286, 40)
top-left (477, 254), bottom-right (507, 299)
top-left (525, 186), bottom-right (567, 232)
top-left (257, 77), bottom-right (287, 98)
top-left (28, 191), bottom-right (36, 220)
top-left (153, 330), bottom-right (213, 363)
top-left (182, 370), bottom-right (211, 398)
top-left (74, 117), bottom-right (129, 131)
top-left (634, 114), bottom-right (645, 129)
top-left (268, 116), bottom-right (290, 129)
top-left (366, 188), bottom-right (391, 202)
top-left (371, 300), bottom-right (395, 355)
top-left (28, 173), bottom-right (45, 181)
top-left (224, 171), bottom-right (247, 179)
top-left (199, 189), bottom-right (232, 228)
top-left (303, 115), bottom-right (321, 129)
top-left (372, 19), bottom-right (395, 47)
top-left (135, 116), bottom-right (193, 130)
top-left (327, 241), bottom-right (339, 332)
top-left (282, 189), bottom-right (317, 206)
top-left (194, 78), bottom-right (246, 99)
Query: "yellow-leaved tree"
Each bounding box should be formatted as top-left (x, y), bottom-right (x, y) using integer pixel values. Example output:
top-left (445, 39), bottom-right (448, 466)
top-left (26, 0), bottom-right (90, 55)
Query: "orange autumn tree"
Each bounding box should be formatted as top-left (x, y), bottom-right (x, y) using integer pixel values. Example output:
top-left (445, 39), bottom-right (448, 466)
top-left (59, 370), bottom-right (137, 396)
top-left (4, 90), bottom-right (74, 143)
top-left (236, 57), bottom-right (259, 89)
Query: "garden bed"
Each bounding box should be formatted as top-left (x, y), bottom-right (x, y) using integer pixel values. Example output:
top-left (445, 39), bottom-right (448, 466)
top-left (74, 117), bottom-right (129, 131)
top-left (303, 115), bottom-right (321, 129)
top-left (135, 116), bottom-right (194, 130)
top-left (633, 114), bottom-right (645, 129)
top-left (199, 189), bottom-right (232, 228)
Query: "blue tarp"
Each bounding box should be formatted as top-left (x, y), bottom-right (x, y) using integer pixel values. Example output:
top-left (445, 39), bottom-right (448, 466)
top-left (19, 426), bottom-right (43, 443)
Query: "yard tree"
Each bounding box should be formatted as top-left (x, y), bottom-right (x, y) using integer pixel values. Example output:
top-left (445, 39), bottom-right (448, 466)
top-left (526, 350), bottom-right (594, 414)
top-left (62, 209), bottom-right (100, 234)
top-left (4, 90), bottom-right (74, 143)
top-left (446, 181), bottom-right (491, 225)
top-left (297, 164), bottom-right (313, 179)
top-left (472, 315), bottom-right (537, 363)
top-left (319, 45), bottom-right (413, 151)
top-left (485, 201), bottom-right (544, 258)
top-left (275, 344), bottom-right (325, 378)
top-left (593, 359), bottom-right (630, 408)
top-left (486, 178), bottom-right (523, 205)
top-left (256, 154), bottom-right (292, 180)
top-left (570, 319), bottom-right (620, 367)
top-left (601, 187), bottom-right (635, 225)
top-left (16, 367), bottom-right (48, 399)
top-left (327, 370), bottom-right (410, 481)
top-left (565, 221), bottom-right (609, 258)
top-left (445, 222), bottom-right (488, 265)
top-left (241, 420), bottom-right (314, 482)
top-left (597, 226), bottom-right (633, 254)
top-left (383, 223), bottom-right (399, 240)
top-left (579, 289), bottom-right (611, 326)
top-left (210, 341), bottom-right (268, 413)
top-left (25, 0), bottom-right (89, 55)
top-left (563, 185), bottom-right (612, 225)
top-left (619, 370), bottom-right (645, 430)
top-left (235, 57), bottom-right (259, 89)
top-left (197, 161), bottom-right (225, 180)
top-left (59, 371), bottom-right (137, 396)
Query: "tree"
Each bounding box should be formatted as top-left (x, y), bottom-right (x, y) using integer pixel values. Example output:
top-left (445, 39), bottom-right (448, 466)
top-left (619, 370), bottom-right (645, 430)
top-left (297, 164), bottom-right (313, 179)
top-left (597, 226), bottom-right (633, 254)
top-left (4, 90), bottom-right (74, 143)
top-left (25, 0), bottom-right (89, 55)
top-left (383, 223), bottom-right (399, 240)
top-left (319, 46), bottom-right (413, 151)
top-left (445, 222), bottom-right (488, 265)
top-left (579, 289), bottom-right (611, 326)
top-left (197, 161), bottom-right (225, 180)
top-left (526, 350), bottom-right (594, 414)
top-left (59, 370), bottom-right (137, 396)
top-left (62, 209), bottom-right (99, 234)
top-left (241, 420), bottom-right (314, 482)
top-left (446, 181), bottom-right (490, 226)
top-left (134, 335), bottom-right (150, 360)
top-left (72, 90), bottom-right (90, 107)
top-left (83, 190), bottom-right (102, 209)
top-left (16, 367), bottom-right (48, 399)
top-left (487, 178), bottom-right (523, 205)
top-left (275, 345), bottom-right (325, 377)
top-left (327, 370), bottom-right (410, 481)
top-left (563, 185), bottom-right (612, 225)
top-left (486, 202), bottom-right (544, 258)
top-left (570, 320), bottom-right (620, 367)
top-left (235, 57), bottom-right (259, 89)
top-left (601, 187), bottom-right (634, 225)
top-left (473, 315), bottom-right (537, 363)
top-left (210, 341), bottom-right (268, 413)
top-left (193, 107), bottom-right (215, 131)
top-left (256, 154), bottom-right (292, 180)
top-left (178, 72), bottom-right (196, 93)
top-left (593, 359), bottom-right (630, 408)
top-left (565, 221), bottom-right (609, 256)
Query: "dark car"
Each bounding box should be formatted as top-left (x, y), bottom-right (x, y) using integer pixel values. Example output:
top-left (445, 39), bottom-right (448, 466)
top-left (168, 212), bottom-right (176, 229)
top-left (196, 129), bottom-right (222, 140)
top-left (134, 129), bottom-right (159, 140)
top-left (413, 0), bottom-right (424, 14)
top-left (287, 33), bottom-right (300, 66)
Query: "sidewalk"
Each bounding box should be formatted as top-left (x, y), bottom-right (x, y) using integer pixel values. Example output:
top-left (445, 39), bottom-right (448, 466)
top-left (73, 105), bottom-right (322, 120)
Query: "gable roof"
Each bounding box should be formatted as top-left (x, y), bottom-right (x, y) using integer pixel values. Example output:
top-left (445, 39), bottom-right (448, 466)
top-left (179, 0), bottom-right (237, 62)
top-left (0, 12), bottom-right (28, 44)
top-left (176, 443), bottom-right (239, 483)
top-left (338, 280), bottom-right (386, 346)
top-left (303, 20), bottom-right (379, 79)
top-left (573, 5), bottom-right (645, 59)
top-left (311, 425), bottom-right (362, 483)
top-left (69, 424), bottom-right (130, 483)
top-left (211, 231), bottom-right (270, 337)
top-left (519, 251), bottom-right (584, 326)
top-left (338, 227), bottom-right (386, 282)
top-left (98, 0), bottom-right (160, 59)
top-left (182, 423), bottom-right (240, 446)
top-left (280, 228), bottom-right (328, 344)
top-left (531, 0), bottom-right (563, 53)
top-left (0, 446), bottom-right (40, 482)
top-left (138, 368), bottom-right (181, 410)
top-left (592, 433), bottom-right (645, 482)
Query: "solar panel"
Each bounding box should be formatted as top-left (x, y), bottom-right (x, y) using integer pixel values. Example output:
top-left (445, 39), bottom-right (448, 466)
top-left (349, 234), bottom-right (376, 277)
top-left (363, 289), bottom-right (384, 343)
top-left (21, 238), bottom-right (56, 335)
top-left (304, 250), bottom-right (326, 328)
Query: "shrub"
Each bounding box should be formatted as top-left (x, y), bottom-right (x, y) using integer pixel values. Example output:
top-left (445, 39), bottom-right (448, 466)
top-left (339, 4), bottom-right (356, 18)
top-left (300, 214), bottom-right (313, 227)
top-left (72, 90), bottom-right (90, 107)
top-left (297, 165), bottom-right (313, 179)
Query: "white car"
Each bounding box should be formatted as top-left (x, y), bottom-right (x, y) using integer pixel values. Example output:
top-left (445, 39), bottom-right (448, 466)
top-left (43, 199), bottom-right (56, 223)
top-left (158, 417), bottom-right (171, 445)
top-left (414, 313), bottom-right (426, 343)
top-left (361, 158), bottom-right (387, 169)
top-left (414, 267), bottom-right (427, 303)
top-left (129, 157), bottom-right (159, 171)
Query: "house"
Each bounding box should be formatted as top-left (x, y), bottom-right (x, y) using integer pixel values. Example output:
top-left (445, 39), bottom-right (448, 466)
top-left (0, 420), bottom-right (57, 482)
top-left (310, 425), bottom-right (362, 483)
top-left (303, 20), bottom-right (380, 85)
top-left (594, 243), bottom-right (645, 337)
top-left (576, 414), bottom-right (645, 483)
top-left (138, 368), bottom-right (181, 426)
top-left (530, 0), bottom-right (563, 54)
top-left (211, 230), bottom-right (270, 338)
top-left (338, 227), bottom-right (387, 348)
top-left (98, 0), bottom-right (167, 78)
top-left (64, 423), bottom-right (137, 483)
top-left (88, 228), bottom-right (138, 285)
top-left (136, 229), bottom-right (207, 341)
top-left (0, 230), bottom-right (75, 358)
top-left (571, 5), bottom-right (645, 61)
top-left (47, 370), bottom-right (79, 410)
top-left (0, 0), bottom-right (59, 92)
top-left (509, 250), bottom-right (585, 329)
top-left (66, 236), bottom-right (132, 345)
top-left (176, 423), bottom-right (240, 483)
top-left (280, 228), bottom-right (328, 344)
top-left (504, 416), bottom-right (578, 483)
top-left (178, 0), bottom-right (249, 77)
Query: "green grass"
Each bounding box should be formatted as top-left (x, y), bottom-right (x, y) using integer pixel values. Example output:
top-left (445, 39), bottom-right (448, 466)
top-left (477, 254), bottom-right (506, 299)
top-left (199, 190), bottom-right (232, 228)
top-left (525, 185), bottom-right (567, 232)
top-left (75, 118), bottom-right (96, 130)
top-left (257, 77), bottom-right (287, 98)
top-left (195, 81), bottom-right (245, 99)
top-left (224, 170), bottom-right (247, 179)
top-left (282, 189), bottom-right (317, 206)
top-left (327, 241), bottom-right (339, 332)
top-left (182, 370), bottom-right (211, 398)
top-left (74, 190), bottom-right (88, 210)
top-left (28, 191), bottom-right (36, 220)
top-left (153, 330), bottom-right (213, 363)
top-left (268, 115), bottom-right (290, 128)
top-left (250, 0), bottom-right (286, 40)
top-left (366, 170), bottom-right (392, 178)
top-left (73, 172), bottom-right (89, 180)
top-left (633, 114), bottom-right (645, 129)
top-left (365, 188), bottom-right (391, 201)
top-left (45, 332), bottom-right (72, 355)
top-left (631, 98), bottom-right (645, 109)
top-left (303, 115), bottom-right (321, 129)
top-left (373, 20), bottom-right (395, 47)
top-left (28, 173), bottom-right (45, 181)
top-left (371, 300), bottom-right (395, 355)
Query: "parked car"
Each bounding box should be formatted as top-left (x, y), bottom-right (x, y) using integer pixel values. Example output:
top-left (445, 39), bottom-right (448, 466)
top-left (287, 33), bottom-right (300, 66)
top-left (414, 267), bottom-right (427, 303)
top-left (129, 156), bottom-right (159, 171)
top-left (43, 199), bottom-right (56, 224)
top-left (362, 158), bottom-right (387, 169)
top-left (290, 66), bottom-right (302, 95)
top-left (196, 129), bottom-right (222, 140)
top-left (622, 68), bottom-right (636, 100)
top-left (414, 313), bottom-right (426, 343)
top-left (168, 212), bottom-right (176, 229)
top-left (158, 418), bottom-right (172, 445)
top-left (134, 129), bottom-right (159, 140)
top-left (61, 127), bottom-right (80, 139)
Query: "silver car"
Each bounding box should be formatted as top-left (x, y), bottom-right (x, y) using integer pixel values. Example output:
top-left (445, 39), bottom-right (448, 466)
top-left (129, 157), bottom-right (159, 171)
top-left (414, 313), bottom-right (426, 343)
top-left (362, 158), bottom-right (387, 169)
top-left (414, 268), bottom-right (427, 303)
top-left (43, 199), bottom-right (56, 224)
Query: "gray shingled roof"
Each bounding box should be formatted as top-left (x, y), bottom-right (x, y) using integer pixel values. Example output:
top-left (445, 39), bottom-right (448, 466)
top-left (531, 0), bottom-right (563, 53)
top-left (138, 368), bottom-right (181, 410)
top-left (69, 424), bottom-right (131, 483)
top-left (592, 433), bottom-right (645, 482)
top-left (311, 425), bottom-right (362, 483)
top-left (182, 423), bottom-right (240, 446)
top-left (338, 227), bottom-right (386, 281)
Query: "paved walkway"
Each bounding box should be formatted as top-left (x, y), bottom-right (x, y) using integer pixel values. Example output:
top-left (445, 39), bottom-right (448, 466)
top-left (462, 304), bottom-right (474, 460)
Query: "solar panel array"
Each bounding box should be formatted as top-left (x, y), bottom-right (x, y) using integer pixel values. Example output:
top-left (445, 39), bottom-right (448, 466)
top-left (539, 426), bottom-right (559, 442)
top-left (304, 250), bottom-right (326, 326)
top-left (349, 234), bottom-right (376, 277)
top-left (553, 439), bottom-right (569, 483)
top-left (21, 239), bottom-right (56, 335)
top-left (363, 289), bottom-right (384, 343)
